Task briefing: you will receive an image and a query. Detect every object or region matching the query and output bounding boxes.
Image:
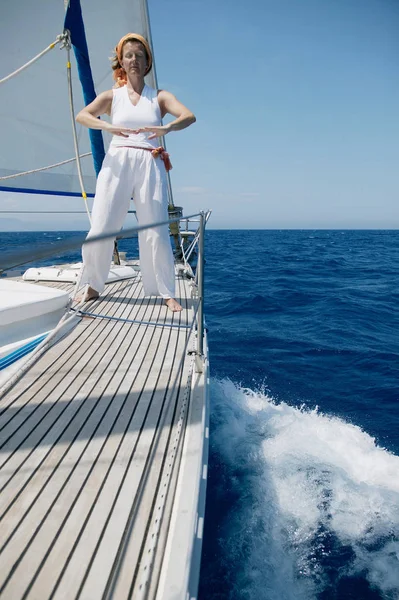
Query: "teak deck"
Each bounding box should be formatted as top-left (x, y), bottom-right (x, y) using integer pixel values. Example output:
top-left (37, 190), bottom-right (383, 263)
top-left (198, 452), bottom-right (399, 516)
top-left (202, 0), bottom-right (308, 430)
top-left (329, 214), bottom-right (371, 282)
top-left (0, 272), bottom-right (209, 600)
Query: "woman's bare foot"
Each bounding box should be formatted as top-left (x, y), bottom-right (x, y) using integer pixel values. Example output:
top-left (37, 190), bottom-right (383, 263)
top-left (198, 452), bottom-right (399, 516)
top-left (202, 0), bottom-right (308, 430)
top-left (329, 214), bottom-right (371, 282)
top-left (76, 286), bottom-right (100, 303)
top-left (165, 298), bottom-right (183, 312)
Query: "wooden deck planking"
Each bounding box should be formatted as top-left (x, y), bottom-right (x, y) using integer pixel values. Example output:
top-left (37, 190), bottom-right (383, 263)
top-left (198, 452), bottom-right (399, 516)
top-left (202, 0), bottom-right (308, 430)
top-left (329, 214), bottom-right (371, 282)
top-left (73, 276), bottom-right (192, 599)
top-left (0, 278), bottom-right (143, 478)
top-left (99, 279), bottom-right (194, 600)
top-left (0, 280), bottom-right (175, 506)
top-left (28, 303), bottom-right (187, 598)
top-left (0, 279), bottom-right (155, 524)
top-left (0, 277), bottom-right (133, 415)
top-left (0, 272), bottom-right (197, 599)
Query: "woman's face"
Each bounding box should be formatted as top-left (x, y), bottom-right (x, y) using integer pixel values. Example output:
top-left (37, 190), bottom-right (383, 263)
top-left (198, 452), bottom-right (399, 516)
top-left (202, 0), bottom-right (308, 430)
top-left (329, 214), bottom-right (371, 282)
top-left (121, 41), bottom-right (148, 77)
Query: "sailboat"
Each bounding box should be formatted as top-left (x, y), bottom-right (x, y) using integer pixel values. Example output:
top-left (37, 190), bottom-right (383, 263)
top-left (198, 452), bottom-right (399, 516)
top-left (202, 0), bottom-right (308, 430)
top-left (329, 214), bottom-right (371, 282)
top-left (0, 1), bottom-right (210, 598)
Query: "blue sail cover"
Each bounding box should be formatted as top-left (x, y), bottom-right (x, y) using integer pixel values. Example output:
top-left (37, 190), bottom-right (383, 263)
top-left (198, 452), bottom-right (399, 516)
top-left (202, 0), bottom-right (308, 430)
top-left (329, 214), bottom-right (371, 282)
top-left (64, 0), bottom-right (105, 177)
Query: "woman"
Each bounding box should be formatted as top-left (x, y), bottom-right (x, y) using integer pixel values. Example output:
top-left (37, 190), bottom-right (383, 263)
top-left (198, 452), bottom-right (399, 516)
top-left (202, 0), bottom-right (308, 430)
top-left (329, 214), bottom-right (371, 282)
top-left (76, 33), bottom-right (196, 312)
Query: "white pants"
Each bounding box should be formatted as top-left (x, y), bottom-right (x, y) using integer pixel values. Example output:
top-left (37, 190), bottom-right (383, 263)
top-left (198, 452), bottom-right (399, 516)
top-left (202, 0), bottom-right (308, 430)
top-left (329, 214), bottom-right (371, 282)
top-left (80, 146), bottom-right (175, 299)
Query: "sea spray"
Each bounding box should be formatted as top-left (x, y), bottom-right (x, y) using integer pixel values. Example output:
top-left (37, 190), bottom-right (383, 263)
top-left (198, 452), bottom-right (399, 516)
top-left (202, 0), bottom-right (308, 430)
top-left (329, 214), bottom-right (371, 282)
top-left (200, 378), bottom-right (399, 600)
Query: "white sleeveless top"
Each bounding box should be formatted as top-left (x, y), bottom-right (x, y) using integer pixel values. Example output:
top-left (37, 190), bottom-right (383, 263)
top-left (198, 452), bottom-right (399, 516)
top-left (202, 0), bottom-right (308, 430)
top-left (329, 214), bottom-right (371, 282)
top-left (110, 84), bottom-right (162, 149)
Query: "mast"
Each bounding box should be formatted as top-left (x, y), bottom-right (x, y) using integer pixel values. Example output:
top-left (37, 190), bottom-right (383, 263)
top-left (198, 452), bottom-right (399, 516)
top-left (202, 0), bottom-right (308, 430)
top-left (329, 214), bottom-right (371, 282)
top-left (142, 0), bottom-right (182, 257)
top-left (64, 0), bottom-right (105, 177)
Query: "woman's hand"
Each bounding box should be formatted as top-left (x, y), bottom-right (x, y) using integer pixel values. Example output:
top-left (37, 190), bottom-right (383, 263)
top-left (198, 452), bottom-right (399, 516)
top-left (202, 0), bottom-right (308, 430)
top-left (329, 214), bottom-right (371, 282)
top-left (105, 124), bottom-right (138, 137)
top-left (135, 125), bottom-right (170, 140)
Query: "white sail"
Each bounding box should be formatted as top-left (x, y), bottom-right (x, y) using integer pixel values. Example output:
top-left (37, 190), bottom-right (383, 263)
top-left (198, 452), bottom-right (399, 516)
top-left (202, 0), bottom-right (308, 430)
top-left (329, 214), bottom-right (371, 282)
top-left (0, 5), bottom-right (210, 598)
top-left (0, 0), bottom-right (157, 196)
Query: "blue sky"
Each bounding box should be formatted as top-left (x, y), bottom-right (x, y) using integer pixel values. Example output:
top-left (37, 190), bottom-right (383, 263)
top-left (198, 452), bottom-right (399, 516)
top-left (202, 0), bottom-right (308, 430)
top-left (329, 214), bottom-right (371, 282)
top-left (1, 0), bottom-right (398, 230)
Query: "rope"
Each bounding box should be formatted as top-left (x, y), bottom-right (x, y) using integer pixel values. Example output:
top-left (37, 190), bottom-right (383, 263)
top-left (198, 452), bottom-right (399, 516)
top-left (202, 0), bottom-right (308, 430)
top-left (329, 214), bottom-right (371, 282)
top-left (70, 308), bottom-right (192, 329)
top-left (0, 31), bottom-right (92, 226)
top-left (0, 211), bottom-right (92, 214)
top-left (0, 34), bottom-right (67, 85)
top-left (182, 230), bottom-right (201, 266)
top-left (179, 212), bottom-right (211, 268)
top-left (0, 212), bottom-right (204, 272)
top-left (0, 210), bottom-right (136, 215)
top-left (0, 153), bottom-right (91, 181)
top-left (65, 37), bottom-right (92, 225)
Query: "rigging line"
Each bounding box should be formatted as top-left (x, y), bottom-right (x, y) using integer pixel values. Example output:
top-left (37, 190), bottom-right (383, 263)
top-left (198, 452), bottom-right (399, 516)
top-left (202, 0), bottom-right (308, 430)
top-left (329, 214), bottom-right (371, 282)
top-left (0, 211), bottom-right (90, 214)
top-left (69, 308), bottom-right (192, 329)
top-left (0, 35), bottom-right (67, 85)
top-left (183, 211), bottom-right (211, 265)
top-left (0, 210), bottom-right (136, 215)
top-left (65, 39), bottom-right (92, 225)
top-left (179, 211), bottom-right (211, 267)
top-left (182, 230), bottom-right (200, 266)
top-left (0, 154), bottom-right (92, 181)
top-left (0, 211), bottom-right (206, 272)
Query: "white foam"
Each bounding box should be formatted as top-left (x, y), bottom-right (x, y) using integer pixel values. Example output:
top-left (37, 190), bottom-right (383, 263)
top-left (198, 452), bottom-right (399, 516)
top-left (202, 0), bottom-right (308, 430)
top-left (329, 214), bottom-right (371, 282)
top-left (210, 378), bottom-right (399, 598)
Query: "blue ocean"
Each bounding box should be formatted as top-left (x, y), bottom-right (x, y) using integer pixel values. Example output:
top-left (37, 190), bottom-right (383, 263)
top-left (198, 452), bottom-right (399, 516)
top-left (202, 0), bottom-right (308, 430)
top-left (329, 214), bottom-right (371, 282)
top-left (1, 229), bottom-right (398, 600)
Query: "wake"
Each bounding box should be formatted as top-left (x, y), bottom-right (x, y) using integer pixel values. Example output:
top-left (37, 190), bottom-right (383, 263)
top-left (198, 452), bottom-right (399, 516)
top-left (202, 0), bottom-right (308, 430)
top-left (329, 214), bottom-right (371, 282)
top-left (205, 378), bottom-right (399, 600)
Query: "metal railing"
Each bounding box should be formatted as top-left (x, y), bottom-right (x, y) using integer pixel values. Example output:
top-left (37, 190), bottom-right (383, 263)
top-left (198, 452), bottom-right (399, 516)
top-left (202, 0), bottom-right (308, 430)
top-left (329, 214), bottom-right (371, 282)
top-left (179, 211), bottom-right (212, 266)
top-left (0, 210), bottom-right (210, 368)
top-left (197, 212), bottom-right (205, 359)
